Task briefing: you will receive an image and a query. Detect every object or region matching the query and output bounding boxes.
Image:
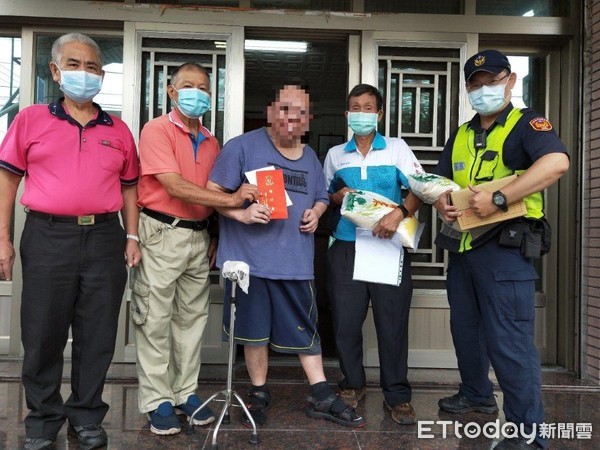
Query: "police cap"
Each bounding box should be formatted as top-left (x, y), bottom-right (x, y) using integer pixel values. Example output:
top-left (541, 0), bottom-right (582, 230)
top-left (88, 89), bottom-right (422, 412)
top-left (464, 49), bottom-right (511, 82)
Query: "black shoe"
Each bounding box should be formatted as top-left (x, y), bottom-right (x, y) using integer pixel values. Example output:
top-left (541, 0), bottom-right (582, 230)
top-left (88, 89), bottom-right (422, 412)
top-left (242, 388), bottom-right (271, 428)
top-left (22, 438), bottom-right (55, 450)
top-left (67, 424), bottom-right (107, 450)
top-left (305, 393), bottom-right (366, 428)
top-left (438, 392), bottom-right (498, 414)
top-left (494, 437), bottom-right (541, 449)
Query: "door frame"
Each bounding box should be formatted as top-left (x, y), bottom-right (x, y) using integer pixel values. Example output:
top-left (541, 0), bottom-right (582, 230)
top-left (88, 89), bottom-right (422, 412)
top-left (123, 22), bottom-right (245, 144)
top-left (359, 31), bottom-right (573, 368)
top-left (115, 22), bottom-right (247, 362)
top-left (360, 30), bottom-right (470, 368)
top-left (7, 26), bottom-right (125, 356)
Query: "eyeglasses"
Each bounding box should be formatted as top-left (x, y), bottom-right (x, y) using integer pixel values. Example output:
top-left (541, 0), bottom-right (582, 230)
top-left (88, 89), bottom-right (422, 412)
top-left (466, 73), bottom-right (510, 92)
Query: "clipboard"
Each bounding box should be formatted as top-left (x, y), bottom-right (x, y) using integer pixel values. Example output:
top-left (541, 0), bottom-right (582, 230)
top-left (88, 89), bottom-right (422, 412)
top-left (450, 175), bottom-right (527, 231)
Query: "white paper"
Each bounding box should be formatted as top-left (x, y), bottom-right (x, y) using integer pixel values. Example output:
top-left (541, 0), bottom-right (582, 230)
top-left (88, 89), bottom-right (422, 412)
top-left (353, 228), bottom-right (404, 286)
top-left (245, 166), bottom-right (293, 206)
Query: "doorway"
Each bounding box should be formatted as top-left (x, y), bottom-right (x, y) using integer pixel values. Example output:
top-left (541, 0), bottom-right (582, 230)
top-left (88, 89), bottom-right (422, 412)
top-left (124, 24), bottom-right (572, 371)
top-left (243, 28), bottom-right (351, 357)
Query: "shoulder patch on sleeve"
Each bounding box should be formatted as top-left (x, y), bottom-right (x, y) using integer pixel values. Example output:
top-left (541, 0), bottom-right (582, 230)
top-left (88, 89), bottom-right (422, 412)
top-left (529, 117), bottom-right (553, 132)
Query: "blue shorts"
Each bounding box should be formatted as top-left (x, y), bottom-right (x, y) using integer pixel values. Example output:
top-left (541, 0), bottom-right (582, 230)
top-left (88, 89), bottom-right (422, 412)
top-left (223, 276), bottom-right (321, 355)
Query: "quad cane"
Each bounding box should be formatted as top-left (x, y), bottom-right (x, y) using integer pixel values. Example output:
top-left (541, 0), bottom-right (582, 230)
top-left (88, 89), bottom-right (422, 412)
top-left (188, 261), bottom-right (258, 449)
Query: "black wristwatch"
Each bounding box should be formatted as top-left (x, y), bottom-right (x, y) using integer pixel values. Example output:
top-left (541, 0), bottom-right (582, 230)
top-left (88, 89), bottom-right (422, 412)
top-left (492, 190), bottom-right (508, 212)
top-left (396, 204), bottom-right (409, 217)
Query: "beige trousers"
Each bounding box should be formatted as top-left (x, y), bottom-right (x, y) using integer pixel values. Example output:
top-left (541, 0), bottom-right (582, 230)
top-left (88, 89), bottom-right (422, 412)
top-left (130, 213), bottom-right (211, 413)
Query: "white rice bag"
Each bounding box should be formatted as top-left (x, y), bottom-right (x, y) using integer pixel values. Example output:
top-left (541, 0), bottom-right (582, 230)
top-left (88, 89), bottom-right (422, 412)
top-left (341, 190), bottom-right (424, 249)
top-left (397, 215), bottom-right (425, 250)
top-left (408, 173), bottom-right (460, 204)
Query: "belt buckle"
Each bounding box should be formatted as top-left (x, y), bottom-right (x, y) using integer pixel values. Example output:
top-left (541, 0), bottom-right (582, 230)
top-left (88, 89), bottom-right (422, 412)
top-left (77, 215), bottom-right (95, 226)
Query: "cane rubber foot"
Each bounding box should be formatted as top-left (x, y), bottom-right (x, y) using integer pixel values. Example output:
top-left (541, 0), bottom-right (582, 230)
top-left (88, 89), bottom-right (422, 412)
top-left (186, 426), bottom-right (195, 435)
top-left (211, 444), bottom-right (218, 450)
top-left (250, 433), bottom-right (258, 445)
top-left (223, 413), bottom-right (230, 424)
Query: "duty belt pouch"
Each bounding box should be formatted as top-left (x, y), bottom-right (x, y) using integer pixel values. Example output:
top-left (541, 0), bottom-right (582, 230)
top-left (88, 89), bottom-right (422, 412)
top-left (522, 227), bottom-right (542, 258)
top-left (498, 221), bottom-right (527, 248)
top-left (537, 217), bottom-right (552, 255)
top-left (499, 218), bottom-right (551, 258)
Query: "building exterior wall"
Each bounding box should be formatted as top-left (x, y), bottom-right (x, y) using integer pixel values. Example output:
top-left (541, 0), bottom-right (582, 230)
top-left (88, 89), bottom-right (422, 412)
top-left (583, 0), bottom-right (600, 384)
top-left (0, 0), bottom-right (589, 379)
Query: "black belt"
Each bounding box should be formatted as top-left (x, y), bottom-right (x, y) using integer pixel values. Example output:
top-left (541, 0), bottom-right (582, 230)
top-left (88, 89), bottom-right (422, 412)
top-left (27, 209), bottom-right (118, 225)
top-left (142, 208), bottom-right (209, 231)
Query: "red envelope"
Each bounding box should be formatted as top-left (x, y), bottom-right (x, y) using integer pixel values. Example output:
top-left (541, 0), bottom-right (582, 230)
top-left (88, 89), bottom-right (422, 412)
top-left (256, 169), bottom-right (288, 219)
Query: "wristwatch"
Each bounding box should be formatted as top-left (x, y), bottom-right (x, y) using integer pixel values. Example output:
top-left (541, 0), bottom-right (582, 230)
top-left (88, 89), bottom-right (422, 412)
top-left (492, 190), bottom-right (508, 212)
top-left (396, 204), bottom-right (410, 218)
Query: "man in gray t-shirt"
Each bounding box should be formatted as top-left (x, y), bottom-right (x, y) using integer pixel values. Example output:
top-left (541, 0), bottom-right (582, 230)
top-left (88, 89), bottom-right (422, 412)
top-left (207, 85), bottom-right (365, 429)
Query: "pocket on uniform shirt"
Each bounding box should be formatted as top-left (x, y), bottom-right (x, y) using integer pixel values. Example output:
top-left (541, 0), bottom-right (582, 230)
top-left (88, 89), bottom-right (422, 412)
top-left (98, 139), bottom-right (125, 172)
top-left (130, 279), bottom-right (150, 325)
top-left (474, 150), bottom-right (499, 182)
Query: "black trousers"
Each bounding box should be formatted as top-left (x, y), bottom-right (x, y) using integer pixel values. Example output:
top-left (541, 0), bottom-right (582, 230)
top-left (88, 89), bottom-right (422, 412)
top-left (326, 239), bottom-right (413, 406)
top-left (20, 214), bottom-right (127, 439)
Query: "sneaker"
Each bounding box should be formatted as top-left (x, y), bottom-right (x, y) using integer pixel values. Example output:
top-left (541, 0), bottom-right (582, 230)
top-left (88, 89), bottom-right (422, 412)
top-left (383, 400), bottom-right (416, 425)
top-left (67, 424), bottom-right (107, 450)
top-left (493, 437), bottom-right (541, 449)
top-left (242, 388), bottom-right (271, 428)
top-left (148, 401), bottom-right (181, 435)
top-left (438, 392), bottom-right (498, 414)
top-left (305, 393), bottom-right (366, 428)
top-left (22, 438), bottom-right (55, 450)
top-left (339, 386), bottom-right (366, 409)
top-left (175, 394), bottom-right (215, 426)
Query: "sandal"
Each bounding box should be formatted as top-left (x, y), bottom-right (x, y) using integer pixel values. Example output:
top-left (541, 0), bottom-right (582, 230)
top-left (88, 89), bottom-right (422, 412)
top-left (305, 393), bottom-right (366, 428)
top-left (242, 389), bottom-right (271, 428)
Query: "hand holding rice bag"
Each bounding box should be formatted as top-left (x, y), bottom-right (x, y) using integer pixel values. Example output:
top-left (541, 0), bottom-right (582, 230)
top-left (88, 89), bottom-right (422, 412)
top-left (408, 173), bottom-right (460, 204)
top-left (396, 215), bottom-right (425, 250)
top-left (341, 190), bottom-right (424, 249)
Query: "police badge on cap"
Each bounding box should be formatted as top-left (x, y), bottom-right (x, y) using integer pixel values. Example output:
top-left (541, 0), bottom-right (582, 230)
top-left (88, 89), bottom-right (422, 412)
top-left (464, 49), bottom-right (511, 81)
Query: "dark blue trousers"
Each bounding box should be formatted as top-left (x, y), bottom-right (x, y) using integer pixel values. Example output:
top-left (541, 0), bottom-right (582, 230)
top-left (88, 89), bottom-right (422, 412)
top-left (326, 239), bottom-right (413, 406)
top-left (447, 237), bottom-right (546, 449)
top-left (20, 214), bottom-right (127, 439)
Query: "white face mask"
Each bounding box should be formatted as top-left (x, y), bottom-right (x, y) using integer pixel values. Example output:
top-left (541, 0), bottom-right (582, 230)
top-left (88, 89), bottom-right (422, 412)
top-left (468, 83), bottom-right (508, 116)
top-left (347, 111), bottom-right (378, 135)
top-left (174, 87), bottom-right (211, 119)
top-left (58, 69), bottom-right (103, 104)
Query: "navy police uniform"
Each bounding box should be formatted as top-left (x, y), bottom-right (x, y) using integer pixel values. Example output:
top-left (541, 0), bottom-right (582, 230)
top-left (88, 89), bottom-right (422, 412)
top-left (435, 102), bottom-right (568, 450)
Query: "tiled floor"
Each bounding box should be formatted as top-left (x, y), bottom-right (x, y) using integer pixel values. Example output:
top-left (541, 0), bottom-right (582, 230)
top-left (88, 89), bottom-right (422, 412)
top-left (1, 359), bottom-right (599, 449)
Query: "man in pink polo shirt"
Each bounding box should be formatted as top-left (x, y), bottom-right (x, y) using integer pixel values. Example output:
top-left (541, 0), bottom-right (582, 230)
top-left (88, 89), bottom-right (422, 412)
top-left (0, 33), bottom-right (141, 450)
top-left (131, 62), bottom-right (258, 436)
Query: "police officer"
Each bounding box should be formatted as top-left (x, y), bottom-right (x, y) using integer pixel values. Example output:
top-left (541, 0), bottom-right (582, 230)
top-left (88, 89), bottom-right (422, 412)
top-left (433, 50), bottom-right (569, 450)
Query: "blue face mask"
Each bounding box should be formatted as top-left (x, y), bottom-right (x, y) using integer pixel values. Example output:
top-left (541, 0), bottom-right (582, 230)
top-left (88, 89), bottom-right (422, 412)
top-left (347, 112), bottom-right (378, 136)
top-left (468, 83), bottom-right (508, 116)
top-left (174, 88), bottom-right (211, 119)
top-left (59, 69), bottom-right (103, 104)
